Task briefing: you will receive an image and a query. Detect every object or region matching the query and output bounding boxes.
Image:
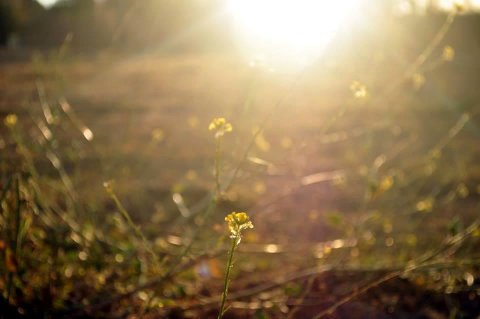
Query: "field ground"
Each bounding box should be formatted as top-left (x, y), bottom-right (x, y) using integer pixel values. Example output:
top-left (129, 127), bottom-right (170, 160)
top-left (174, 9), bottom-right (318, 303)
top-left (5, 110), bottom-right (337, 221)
top-left (1, 45), bottom-right (480, 318)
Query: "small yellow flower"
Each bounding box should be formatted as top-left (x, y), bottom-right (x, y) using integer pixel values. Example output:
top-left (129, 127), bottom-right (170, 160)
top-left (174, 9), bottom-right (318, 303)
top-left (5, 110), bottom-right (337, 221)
top-left (4, 114), bottom-right (18, 128)
top-left (209, 117), bottom-right (225, 130)
top-left (379, 175), bottom-right (394, 192)
top-left (151, 128), bottom-right (165, 142)
top-left (350, 81), bottom-right (368, 99)
top-left (103, 180), bottom-right (114, 195)
top-left (416, 197), bottom-right (434, 213)
top-left (209, 117), bottom-right (233, 138)
top-left (225, 211), bottom-right (253, 239)
top-left (442, 46), bottom-right (455, 62)
top-left (235, 212), bottom-right (249, 223)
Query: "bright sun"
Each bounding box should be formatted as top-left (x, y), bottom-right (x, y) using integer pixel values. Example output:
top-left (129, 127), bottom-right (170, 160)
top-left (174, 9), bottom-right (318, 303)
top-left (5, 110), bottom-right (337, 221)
top-left (227, 0), bottom-right (361, 66)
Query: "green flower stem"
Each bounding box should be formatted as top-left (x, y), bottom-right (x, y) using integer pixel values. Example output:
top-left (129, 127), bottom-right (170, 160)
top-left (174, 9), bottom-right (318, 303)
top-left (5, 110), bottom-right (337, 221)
top-left (218, 233), bottom-right (240, 319)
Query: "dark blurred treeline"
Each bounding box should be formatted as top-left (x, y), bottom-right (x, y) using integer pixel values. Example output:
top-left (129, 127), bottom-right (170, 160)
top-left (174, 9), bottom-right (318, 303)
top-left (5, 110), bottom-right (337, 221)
top-left (1, 0), bottom-right (480, 54)
top-left (0, 0), bottom-right (43, 45)
top-left (0, 0), bottom-right (231, 52)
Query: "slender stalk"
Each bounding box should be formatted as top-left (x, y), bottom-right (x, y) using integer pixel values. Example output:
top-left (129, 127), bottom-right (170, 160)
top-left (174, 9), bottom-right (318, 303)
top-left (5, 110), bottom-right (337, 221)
top-left (7, 176), bottom-right (21, 304)
top-left (104, 184), bottom-right (162, 269)
top-left (214, 137), bottom-right (222, 198)
top-left (218, 233), bottom-right (239, 319)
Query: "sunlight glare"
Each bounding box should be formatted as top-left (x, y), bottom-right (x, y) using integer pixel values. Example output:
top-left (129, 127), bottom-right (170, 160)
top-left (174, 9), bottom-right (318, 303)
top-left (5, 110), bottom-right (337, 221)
top-left (36, 0), bottom-right (58, 8)
top-left (227, 0), bottom-right (361, 67)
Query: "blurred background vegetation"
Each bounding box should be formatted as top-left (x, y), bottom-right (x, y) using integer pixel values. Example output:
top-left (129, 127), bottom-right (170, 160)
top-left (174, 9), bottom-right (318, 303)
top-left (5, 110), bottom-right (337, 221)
top-left (1, 0), bottom-right (480, 318)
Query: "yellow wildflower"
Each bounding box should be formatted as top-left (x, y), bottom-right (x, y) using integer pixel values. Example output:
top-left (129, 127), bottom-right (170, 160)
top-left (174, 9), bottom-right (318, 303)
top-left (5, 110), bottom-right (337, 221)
top-left (416, 197), bottom-right (434, 212)
top-left (442, 46), bottom-right (455, 62)
top-left (103, 180), bottom-right (114, 195)
top-left (151, 128), bottom-right (165, 142)
top-left (4, 114), bottom-right (18, 128)
top-left (225, 211), bottom-right (253, 239)
top-left (379, 175), bottom-right (394, 192)
top-left (350, 81), bottom-right (368, 99)
top-left (209, 117), bottom-right (233, 138)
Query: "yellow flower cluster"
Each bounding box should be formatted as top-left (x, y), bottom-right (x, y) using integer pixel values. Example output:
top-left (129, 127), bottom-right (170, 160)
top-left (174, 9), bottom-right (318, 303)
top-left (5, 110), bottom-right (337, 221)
top-left (209, 117), bottom-right (233, 138)
top-left (225, 212), bottom-right (253, 239)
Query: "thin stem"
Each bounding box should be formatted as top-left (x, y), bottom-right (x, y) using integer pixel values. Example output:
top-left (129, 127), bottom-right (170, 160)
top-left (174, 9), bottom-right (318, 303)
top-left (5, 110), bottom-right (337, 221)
top-left (214, 137), bottom-right (222, 198)
top-left (218, 233), bottom-right (239, 319)
top-left (105, 185), bottom-right (162, 269)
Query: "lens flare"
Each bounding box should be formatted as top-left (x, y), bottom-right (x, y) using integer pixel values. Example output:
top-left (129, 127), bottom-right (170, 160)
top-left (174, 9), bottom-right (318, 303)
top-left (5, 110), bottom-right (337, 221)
top-left (227, 0), bottom-right (361, 66)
